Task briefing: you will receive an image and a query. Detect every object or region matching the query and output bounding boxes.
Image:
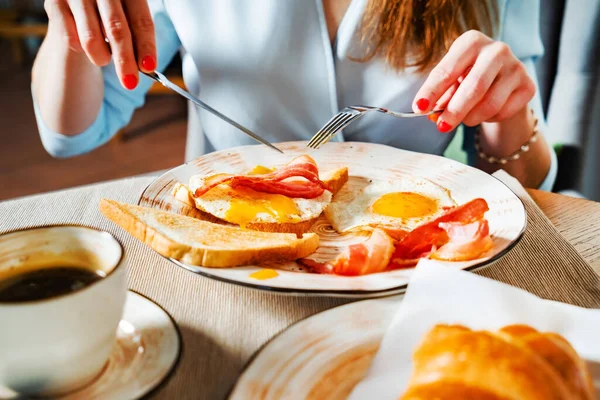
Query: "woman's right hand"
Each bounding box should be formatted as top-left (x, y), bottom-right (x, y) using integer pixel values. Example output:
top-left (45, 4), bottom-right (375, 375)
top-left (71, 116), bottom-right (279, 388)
top-left (44, 0), bottom-right (157, 90)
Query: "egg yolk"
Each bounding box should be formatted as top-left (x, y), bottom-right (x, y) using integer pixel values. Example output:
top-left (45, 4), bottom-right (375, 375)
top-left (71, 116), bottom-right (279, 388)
top-left (248, 165), bottom-right (275, 175)
top-left (225, 187), bottom-right (300, 227)
top-left (249, 269), bottom-right (279, 280)
top-left (372, 192), bottom-right (438, 219)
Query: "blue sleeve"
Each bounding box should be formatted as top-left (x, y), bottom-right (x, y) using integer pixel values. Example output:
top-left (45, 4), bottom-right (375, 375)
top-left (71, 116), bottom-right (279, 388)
top-left (35, 0), bottom-right (181, 158)
top-left (463, 0), bottom-right (557, 191)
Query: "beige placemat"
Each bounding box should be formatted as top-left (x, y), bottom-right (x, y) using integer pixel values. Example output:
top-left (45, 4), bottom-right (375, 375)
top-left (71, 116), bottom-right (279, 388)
top-left (0, 172), bottom-right (599, 399)
top-left (0, 178), bottom-right (348, 399)
top-left (479, 170), bottom-right (600, 308)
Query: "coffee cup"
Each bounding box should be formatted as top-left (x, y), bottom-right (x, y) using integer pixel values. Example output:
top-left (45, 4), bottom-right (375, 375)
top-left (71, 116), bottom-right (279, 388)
top-left (0, 225), bottom-right (127, 397)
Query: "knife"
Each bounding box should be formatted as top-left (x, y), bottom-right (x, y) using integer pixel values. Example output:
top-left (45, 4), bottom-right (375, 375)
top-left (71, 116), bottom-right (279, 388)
top-left (142, 71), bottom-right (284, 154)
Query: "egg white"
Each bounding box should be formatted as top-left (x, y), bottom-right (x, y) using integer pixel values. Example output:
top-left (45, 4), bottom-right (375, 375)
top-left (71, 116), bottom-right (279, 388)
top-left (325, 176), bottom-right (456, 233)
top-left (188, 175), bottom-right (332, 225)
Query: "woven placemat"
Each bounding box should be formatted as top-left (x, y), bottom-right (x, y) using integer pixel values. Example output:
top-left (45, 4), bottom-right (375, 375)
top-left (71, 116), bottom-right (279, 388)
top-left (0, 178), bottom-right (349, 399)
top-left (478, 170), bottom-right (600, 308)
top-left (0, 172), bottom-right (598, 399)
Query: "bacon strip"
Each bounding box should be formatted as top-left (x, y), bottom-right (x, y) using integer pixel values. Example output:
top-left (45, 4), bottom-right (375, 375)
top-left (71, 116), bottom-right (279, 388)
top-left (299, 258), bottom-right (333, 274)
top-left (230, 179), bottom-right (325, 198)
top-left (304, 198), bottom-right (492, 276)
top-left (300, 228), bottom-right (395, 276)
top-left (193, 155), bottom-right (327, 198)
top-left (389, 198), bottom-right (489, 268)
top-left (429, 219), bottom-right (493, 261)
top-left (192, 174), bottom-right (235, 196)
top-left (378, 226), bottom-right (409, 241)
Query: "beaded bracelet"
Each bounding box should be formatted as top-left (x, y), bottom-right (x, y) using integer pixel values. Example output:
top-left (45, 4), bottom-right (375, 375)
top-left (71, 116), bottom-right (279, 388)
top-left (474, 109), bottom-right (539, 165)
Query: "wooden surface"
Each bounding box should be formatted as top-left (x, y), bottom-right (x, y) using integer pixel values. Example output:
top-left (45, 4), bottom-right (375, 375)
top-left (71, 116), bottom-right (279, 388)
top-left (529, 189), bottom-right (600, 274)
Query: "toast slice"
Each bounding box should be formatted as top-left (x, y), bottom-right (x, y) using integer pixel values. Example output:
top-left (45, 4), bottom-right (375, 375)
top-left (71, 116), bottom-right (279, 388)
top-left (172, 166), bottom-right (349, 236)
top-left (320, 167), bottom-right (350, 196)
top-left (99, 199), bottom-right (319, 268)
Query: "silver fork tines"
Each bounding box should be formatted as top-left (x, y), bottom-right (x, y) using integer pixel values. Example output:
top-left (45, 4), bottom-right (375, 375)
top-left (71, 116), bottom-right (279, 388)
top-left (307, 110), bottom-right (362, 149)
top-left (307, 106), bottom-right (442, 149)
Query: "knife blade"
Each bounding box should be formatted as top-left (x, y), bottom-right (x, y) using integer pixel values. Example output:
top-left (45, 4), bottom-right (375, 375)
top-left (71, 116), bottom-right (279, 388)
top-left (142, 71), bottom-right (284, 154)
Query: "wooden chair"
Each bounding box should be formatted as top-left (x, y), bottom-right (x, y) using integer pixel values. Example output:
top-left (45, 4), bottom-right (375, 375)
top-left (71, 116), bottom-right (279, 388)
top-left (0, 7), bottom-right (47, 65)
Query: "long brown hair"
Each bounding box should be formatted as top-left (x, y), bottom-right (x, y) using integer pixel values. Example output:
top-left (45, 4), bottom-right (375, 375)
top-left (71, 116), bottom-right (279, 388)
top-left (358, 0), bottom-right (499, 72)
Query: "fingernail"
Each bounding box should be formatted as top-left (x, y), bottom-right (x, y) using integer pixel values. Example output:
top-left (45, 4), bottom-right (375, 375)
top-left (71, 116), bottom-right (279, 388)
top-left (123, 74), bottom-right (138, 90)
top-left (416, 98), bottom-right (430, 111)
top-left (437, 120), bottom-right (453, 133)
top-left (141, 55), bottom-right (156, 71)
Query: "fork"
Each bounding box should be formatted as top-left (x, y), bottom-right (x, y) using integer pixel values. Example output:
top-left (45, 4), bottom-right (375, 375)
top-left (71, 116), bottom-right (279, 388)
top-left (306, 106), bottom-right (442, 149)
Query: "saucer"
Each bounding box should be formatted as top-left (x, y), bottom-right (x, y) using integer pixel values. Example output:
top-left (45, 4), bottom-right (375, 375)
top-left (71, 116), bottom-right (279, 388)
top-left (59, 291), bottom-right (180, 400)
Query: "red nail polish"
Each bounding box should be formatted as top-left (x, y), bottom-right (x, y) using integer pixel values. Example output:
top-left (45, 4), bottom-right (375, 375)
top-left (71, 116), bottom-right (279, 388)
top-left (437, 120), bottom-right (452, 133)
top-left (141, 55), bottom-right (156, 71)
top-left (123, 74), bottom-right (138, 90)
top-left (416, 98), bottom-right (430, 111)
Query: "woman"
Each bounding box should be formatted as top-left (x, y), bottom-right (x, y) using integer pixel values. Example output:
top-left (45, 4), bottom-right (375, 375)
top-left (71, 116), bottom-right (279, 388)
top-left (32, 0), bottom-right (555, 190)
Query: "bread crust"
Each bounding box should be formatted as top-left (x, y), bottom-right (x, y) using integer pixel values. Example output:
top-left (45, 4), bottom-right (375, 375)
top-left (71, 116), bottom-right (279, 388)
top-left (99, 198), bottom-right (319, 267)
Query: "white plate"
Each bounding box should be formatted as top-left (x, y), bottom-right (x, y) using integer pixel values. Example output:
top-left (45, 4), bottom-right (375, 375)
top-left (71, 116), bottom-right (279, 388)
top-left (138, 141), bottom-right (526, 297)
top-left (229, 297), bottom-right (399, 400)
top-left (229, 296), bottom-right (600, 400)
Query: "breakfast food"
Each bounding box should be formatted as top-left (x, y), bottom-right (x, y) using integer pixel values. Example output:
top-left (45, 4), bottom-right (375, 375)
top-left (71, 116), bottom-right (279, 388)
top-left (301, 198), bottom-right (493, 276)
top-left (390, 197), bottom-right (492, 266)
top-left (325, 176), bottom-right (456, 238)
top-left (297, 170), bottom-right (494, 275)
top-left (99, 199), bottom-right (319, 267)
top-left (400, 324), bottom-right (595, 400)
top-left (102, 151), bottom-right (496, 275)
top-left (174, 155), bottom-right (348, 236)
top-left (300, 228), bottom-right (395, 275)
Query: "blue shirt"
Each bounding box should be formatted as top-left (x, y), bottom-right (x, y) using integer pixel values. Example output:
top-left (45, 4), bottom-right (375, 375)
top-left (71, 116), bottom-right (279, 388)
top-left (33, 0), bottom-right (557, 190)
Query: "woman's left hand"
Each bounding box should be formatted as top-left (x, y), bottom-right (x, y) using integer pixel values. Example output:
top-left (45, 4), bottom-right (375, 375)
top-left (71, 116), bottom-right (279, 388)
top-left (412, 30), bottom-right (536, 133)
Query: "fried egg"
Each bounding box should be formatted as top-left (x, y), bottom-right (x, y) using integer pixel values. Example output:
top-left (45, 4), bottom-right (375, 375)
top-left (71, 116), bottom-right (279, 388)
top-left (188, 174), bottom-right (331, 228)
top-left (325, 176), bottom-right (455, 233)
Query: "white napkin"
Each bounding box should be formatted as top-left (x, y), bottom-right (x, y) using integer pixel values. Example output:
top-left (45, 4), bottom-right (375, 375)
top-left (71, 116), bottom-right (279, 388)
top-left (348, 260), bottom-right (600, 399)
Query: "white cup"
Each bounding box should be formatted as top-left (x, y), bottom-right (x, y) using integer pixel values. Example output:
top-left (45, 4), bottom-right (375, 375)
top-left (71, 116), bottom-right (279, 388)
top-left (0, 226), bottom-right (127, 397)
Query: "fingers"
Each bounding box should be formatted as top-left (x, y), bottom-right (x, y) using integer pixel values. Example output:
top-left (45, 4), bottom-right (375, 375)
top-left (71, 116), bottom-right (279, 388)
top-left (124, 0), bottom-right (157, 72)
top-left (97, 0), bottom-right (138, 89)
top-left (487, 85), bottom-right (536, 122)
top-left (462, 69), bottom-right (522, 126)
top-left (44, 0), bottom-right (82, 52)
top-left (45, 0), bottom-right (145, 90)
top-left (434, 82), bottom-right (460, 110)
top-left (68, 0), bottom-right (111, 66)
top-left (413, 30), bottom-right (492, 113)
top-left (427, 82), bottom-right (458, 124)
top-left (489, 64), bottom-right (536, 121)
top-left (435, 42), bottom-right (510, 131)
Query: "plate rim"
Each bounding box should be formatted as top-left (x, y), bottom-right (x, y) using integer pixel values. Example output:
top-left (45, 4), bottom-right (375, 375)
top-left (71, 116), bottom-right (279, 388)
top-left (226, 295), bottom-right (401, 399)
top-left (137, 141), bottom-right (527, 298)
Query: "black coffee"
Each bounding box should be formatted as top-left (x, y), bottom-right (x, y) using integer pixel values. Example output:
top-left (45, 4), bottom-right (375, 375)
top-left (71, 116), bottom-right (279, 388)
top-left (0, 266), bottom-right (104, 303)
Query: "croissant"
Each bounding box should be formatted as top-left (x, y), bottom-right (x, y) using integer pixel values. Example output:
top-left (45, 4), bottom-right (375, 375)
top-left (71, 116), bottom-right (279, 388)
top-left (400, 324), bottom-right (595, 400)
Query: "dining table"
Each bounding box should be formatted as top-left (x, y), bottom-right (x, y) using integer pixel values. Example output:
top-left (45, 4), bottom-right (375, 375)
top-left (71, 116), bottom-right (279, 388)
top-left (1, 171), bottom-right (599, 400)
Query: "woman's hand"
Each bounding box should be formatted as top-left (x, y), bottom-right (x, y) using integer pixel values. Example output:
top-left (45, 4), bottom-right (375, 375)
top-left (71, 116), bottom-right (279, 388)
top-left (413, 30), bottom-right (536, 133)
top-left (43, 0), bottom-right (157, 90)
